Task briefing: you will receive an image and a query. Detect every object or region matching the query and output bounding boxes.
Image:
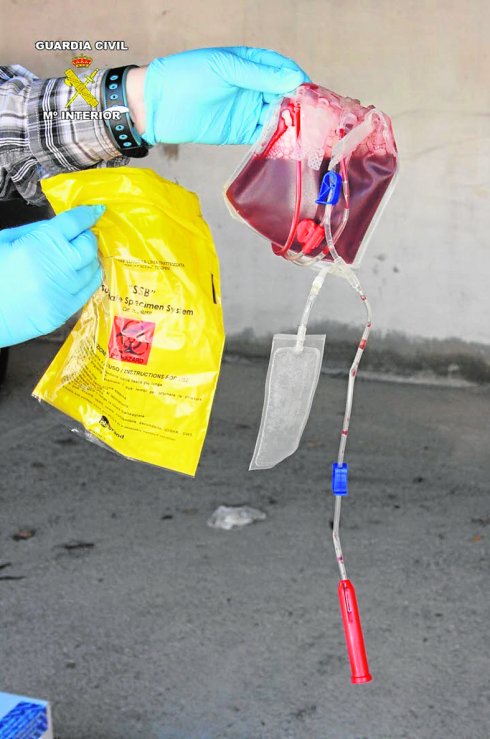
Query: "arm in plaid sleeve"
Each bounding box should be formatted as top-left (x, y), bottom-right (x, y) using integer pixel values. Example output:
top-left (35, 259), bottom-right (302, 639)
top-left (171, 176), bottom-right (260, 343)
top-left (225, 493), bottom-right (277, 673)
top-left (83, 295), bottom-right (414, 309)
top-left (0, 65), bottom-right (129, 205)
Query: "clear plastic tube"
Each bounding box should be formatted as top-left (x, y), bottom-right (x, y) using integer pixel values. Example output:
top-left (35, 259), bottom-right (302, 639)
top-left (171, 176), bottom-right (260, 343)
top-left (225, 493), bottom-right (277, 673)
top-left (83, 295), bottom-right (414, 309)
top-left (288, 132), bottom-right (372, 582)
top-left (293, 203), bottom-right (371, 580)
top-left (288, 144), bottom-right (351, 268)
top-left (323, 198), bottom-right (372, 582)
top-left (294, 268), bottom-right (330, 352)
top-left (277, 158), bottom-right (303, 258)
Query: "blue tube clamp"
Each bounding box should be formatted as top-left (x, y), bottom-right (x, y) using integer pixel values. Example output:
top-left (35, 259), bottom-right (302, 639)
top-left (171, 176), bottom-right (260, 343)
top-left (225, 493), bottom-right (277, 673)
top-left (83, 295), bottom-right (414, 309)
top-left (316, 171), bottom-right (343, 206)
top-left (332, 462), bottom-right (348, 495)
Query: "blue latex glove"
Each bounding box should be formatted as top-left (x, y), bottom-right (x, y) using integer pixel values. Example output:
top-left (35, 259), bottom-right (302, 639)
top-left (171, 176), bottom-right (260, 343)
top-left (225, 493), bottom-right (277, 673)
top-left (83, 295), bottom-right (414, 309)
top-left (0, 205), bottom-right (105, 348)
top-left (142, 46), bottom-right (311, 146)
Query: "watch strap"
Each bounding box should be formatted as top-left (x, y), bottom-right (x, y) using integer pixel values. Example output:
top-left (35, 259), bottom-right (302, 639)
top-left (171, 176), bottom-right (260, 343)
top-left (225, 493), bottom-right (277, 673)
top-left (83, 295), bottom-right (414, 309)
top-left (102, 66), bottom-right (150, 159)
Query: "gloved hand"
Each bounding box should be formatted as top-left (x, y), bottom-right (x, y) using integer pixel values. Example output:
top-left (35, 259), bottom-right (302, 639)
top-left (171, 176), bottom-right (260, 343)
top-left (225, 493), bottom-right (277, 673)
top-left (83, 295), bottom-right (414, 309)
top-left (0, 205), bottom-right (105, 348)
top-left (142, 46), bottom-right (310, 146)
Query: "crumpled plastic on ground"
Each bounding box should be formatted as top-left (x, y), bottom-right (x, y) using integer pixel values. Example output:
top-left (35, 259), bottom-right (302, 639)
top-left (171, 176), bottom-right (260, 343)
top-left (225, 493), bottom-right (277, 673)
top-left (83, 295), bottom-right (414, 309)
top-left (33, 168), bottom-right (225, 477)
top-left (207, 505), bottom-right (267, 530)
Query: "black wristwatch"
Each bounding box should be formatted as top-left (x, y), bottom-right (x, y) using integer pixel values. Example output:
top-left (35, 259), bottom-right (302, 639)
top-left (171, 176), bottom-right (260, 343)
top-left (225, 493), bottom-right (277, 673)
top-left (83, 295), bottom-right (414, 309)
top-left (102, 66), bottom-right (150, 158)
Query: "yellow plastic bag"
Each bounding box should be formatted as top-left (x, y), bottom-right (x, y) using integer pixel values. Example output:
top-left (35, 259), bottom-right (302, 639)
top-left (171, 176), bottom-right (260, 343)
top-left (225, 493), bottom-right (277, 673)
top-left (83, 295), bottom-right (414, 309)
top-left (33, 167), bottom-right (225, 476)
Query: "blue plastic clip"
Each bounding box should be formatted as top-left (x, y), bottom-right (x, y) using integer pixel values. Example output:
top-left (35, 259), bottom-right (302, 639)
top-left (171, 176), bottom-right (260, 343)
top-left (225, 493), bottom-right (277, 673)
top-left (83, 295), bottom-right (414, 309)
top-left (315, 171), bottom-right (343, 206)
top-left (332, 462), bottom-right (348, 496)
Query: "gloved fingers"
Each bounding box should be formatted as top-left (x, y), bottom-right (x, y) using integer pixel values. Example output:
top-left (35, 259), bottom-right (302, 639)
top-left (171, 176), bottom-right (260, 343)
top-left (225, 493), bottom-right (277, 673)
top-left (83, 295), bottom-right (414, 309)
top-left (0, 220), bottom-right (47, 245)
top-left (52, 205), bottom-right (106, 243)
top-left (70, 265), bottom-right (104, 311)
top-left (221, 53), bottom-right (307, 95)
top-left (227, 47), bottom-right (311, 82)
top-left (262, 92), bottom-right (283, 105)
top-left (258, 101), bottom-right (277, 127)
top-left (236, 96), bottom-right (280, 145)
top-left (68, 229), bottom-right (99, 270)
top-left (249, 97), bottom-right (282, 143)
top-left (69, 259), bottom-right (102, 295)
top-left (249, 123), bottom-right (265, 145)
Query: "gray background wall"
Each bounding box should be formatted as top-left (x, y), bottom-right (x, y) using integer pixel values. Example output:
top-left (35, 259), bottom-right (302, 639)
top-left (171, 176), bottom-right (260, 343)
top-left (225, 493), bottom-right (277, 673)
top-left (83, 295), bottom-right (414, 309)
top-left (2, 0), bottom-right (489, 365)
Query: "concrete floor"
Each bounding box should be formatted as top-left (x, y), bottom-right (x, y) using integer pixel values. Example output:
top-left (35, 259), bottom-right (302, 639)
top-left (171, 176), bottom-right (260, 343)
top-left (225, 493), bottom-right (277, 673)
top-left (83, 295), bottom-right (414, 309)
top-left (0, 340), bottom-right (489, 739)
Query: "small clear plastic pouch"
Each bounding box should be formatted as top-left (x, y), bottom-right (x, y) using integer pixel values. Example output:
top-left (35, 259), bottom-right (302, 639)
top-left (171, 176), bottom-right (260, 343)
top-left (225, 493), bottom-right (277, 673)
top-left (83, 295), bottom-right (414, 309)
top-left (250, 333), bottom-right (326, 470)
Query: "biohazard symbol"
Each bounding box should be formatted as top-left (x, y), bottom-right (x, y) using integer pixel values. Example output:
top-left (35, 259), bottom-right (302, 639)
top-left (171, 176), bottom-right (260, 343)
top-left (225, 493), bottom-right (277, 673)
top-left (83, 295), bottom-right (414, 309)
top-left (108, 317), bottom-right (155, 365)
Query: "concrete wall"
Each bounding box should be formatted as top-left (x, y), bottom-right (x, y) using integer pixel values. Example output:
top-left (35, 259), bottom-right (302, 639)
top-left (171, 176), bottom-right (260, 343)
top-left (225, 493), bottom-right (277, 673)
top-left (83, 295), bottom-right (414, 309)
top-left (2, 1), bottom-right (489, 358)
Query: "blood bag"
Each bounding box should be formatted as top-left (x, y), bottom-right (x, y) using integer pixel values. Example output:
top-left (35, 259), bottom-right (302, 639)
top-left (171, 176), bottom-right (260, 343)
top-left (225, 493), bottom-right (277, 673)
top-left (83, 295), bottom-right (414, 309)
top-left (225, 82), bottom-right (399, 684)
top-left (225, 83), bottom-right (398, 268)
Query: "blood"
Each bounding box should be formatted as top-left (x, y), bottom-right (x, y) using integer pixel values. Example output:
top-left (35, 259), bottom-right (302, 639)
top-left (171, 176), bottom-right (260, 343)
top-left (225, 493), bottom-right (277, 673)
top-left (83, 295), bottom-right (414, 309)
top-left (226, 150), bottom-right (397, 266)
top-left (225, 85), bottom-right (398, 267)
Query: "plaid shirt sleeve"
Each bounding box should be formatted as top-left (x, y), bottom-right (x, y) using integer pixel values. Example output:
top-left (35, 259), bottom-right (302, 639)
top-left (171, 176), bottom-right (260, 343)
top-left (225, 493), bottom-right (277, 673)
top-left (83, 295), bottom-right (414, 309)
top-left (0, 64), bottom-right (130, 205)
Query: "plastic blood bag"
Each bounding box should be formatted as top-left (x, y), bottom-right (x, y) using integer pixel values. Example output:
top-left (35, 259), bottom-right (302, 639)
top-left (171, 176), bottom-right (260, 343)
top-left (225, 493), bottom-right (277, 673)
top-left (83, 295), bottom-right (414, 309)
top-left (225, 83), bottom-right (399, 683)
top-left (225, 83), bottom-right (397, 268)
